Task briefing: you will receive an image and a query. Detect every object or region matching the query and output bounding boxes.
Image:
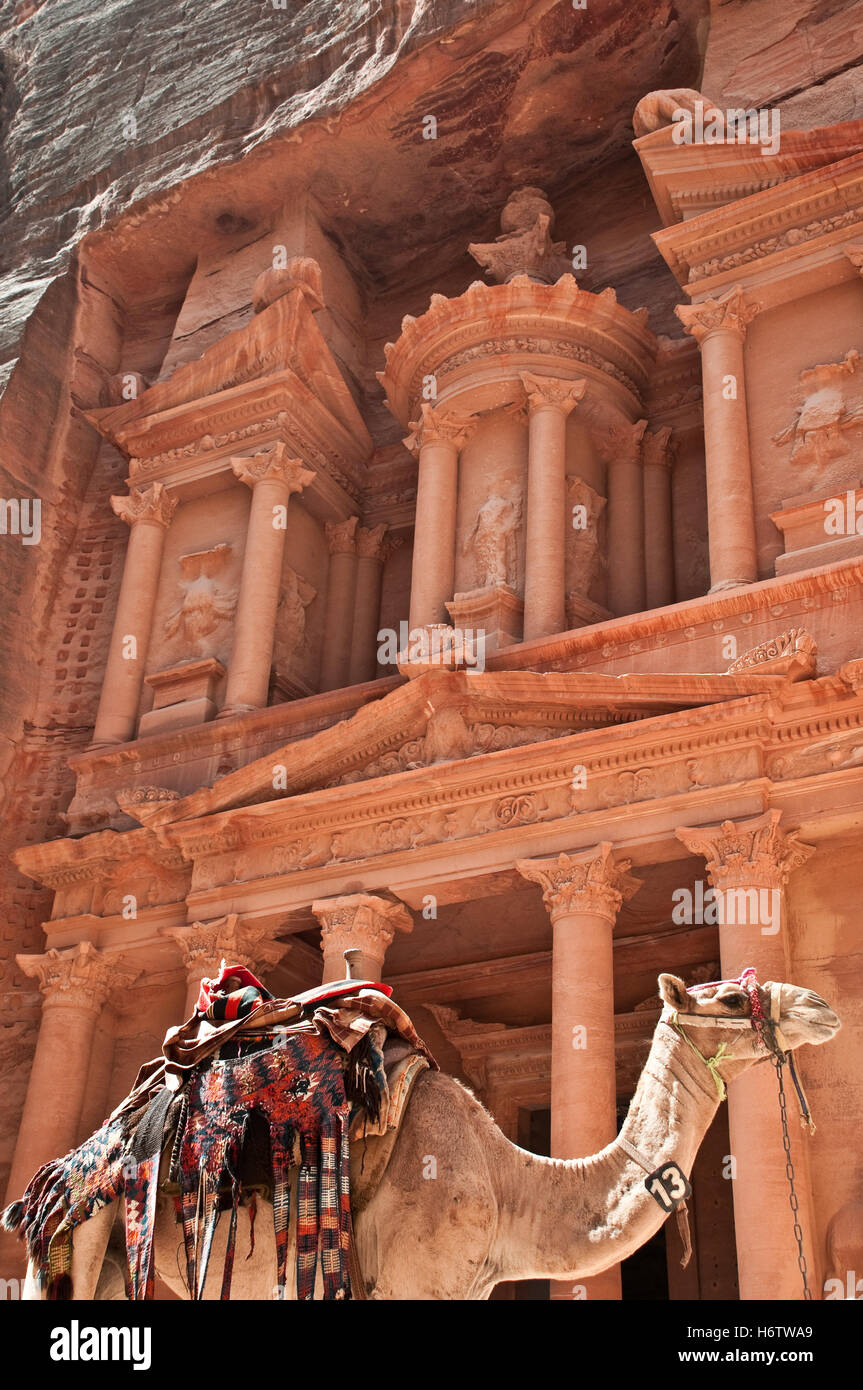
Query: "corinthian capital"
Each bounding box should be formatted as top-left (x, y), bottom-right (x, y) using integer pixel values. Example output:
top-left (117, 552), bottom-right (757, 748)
top-left (162, 914), bottom-right (289, 982)
top-left (642, 425), bottom-right (674, 470)
top-left (16, 941), bottom-right (140, 1013)
top-left (230, 442), bottom-right (315, 494)
top-left (356, 523), bottom-right (389, 561)
top-left (111, 482), bottom-right (177, 530)
top-left (594, 417), bottom-right (648, 466)
top-left (403, 403), bottom-right (477, 455)
top-left (676, 810), bottom-right (814, 889)
top-left (325, 516), bottom-right (359, 556)
top-left (516, 844), bottom-right (642, 925)
top-left (312, 893), bottom-right (413, 962)
top-left (675, 285), bottom-right (760, 345)
top-left (520, 372), bottom-right (586, 416)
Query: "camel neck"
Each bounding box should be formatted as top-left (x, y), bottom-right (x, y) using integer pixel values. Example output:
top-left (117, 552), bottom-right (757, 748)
top-left (491, 1020), bottom-right (722, 1285)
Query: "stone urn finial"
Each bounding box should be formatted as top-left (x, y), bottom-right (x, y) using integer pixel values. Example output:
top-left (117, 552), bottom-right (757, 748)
top-left (468, 186), bottom-right (572, 286)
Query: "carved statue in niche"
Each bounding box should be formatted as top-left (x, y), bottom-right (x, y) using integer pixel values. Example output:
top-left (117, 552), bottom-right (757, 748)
top-left (773, 350), bottom-right (863, 466)
top-left (464, 492), bottom-right (522, 589)
top-left (274, 565), bottom-right (316, 669)
top-left (566, 475), bottom-right (607, 599)
top-left (164, 544), bottom-right (236, 653)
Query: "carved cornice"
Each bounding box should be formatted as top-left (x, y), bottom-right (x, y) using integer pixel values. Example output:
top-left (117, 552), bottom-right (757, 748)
top-left (230, 443), bottom-right (315, 494)
top-left (520, 372), bottom-right (587, 415)
top-left (675, 285), bottom-right (760, 344)
top-left (110, 482), bottom-right (177, 530)
top-left (378, 275), bottom-right (656, 426)
top-left (16, 941), bottom-right (140, 1013)
top-left (676, 809), bottom-right (815, 889)
top-left (516, 844), bottom-right (642, 924)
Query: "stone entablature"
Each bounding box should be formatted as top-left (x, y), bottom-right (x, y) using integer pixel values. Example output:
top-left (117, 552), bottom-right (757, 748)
top-left (19, 643), bottom-right (863, 942)
top-left (378, 272), bottom-right (656, 426)
top-left (649, 142), bottom-right (863, 303)
top-left (633, 113), bottom-right (863, 229)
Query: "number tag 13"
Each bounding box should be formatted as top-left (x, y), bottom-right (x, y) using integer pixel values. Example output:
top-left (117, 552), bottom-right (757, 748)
top-left (645, 1162), bottom-right (692, 1211)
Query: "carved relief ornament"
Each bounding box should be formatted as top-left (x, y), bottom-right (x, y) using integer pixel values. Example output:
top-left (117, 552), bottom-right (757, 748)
top-left (230, 442), bottom-right (315, 493)
top-left (676, 810), bottom-right (815, 890)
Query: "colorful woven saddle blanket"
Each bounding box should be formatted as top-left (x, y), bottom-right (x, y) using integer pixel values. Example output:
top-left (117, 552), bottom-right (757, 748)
top-left (3, 990), bottom-right (435, 1301)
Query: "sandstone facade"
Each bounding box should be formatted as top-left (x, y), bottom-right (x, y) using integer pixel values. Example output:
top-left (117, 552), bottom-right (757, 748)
top-left (1, 0), bottom-right (862, 1300)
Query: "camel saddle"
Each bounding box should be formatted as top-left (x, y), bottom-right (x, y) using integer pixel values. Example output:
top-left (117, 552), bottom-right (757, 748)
top-left (5, 975), bottom-right (435, 1301)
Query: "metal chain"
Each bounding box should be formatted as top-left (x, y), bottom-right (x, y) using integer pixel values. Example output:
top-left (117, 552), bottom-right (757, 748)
top-left (774, 1056), bottom-right (812, 1300)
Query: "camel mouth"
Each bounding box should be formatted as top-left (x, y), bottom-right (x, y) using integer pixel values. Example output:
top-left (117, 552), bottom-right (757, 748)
top-left (787, 1007), bottom-right (841, 1042)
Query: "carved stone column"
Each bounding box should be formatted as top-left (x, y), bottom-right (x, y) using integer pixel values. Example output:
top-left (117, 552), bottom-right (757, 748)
top-left (312, 894), bottom-right (413, 983)
top-left (405, 405), bottom-right (475, 630)
top-left (6, 944), bottom-right (139, 1201)
top-left (521, 374), bottom-right (586, 641)
top-left (676, 286), bottom-right (760, 591)
top-left (162, 913), bottom-right (290, 1018)
top-left (349, 524), bottom-right (392, 686)
top-left (319, 517), bottom-right (359, 692)
top-left (222, 444), bottom-right (315, 715)
top-left (599, 419), bottom-right (647, 617)
top-left (642, 426), bottom-right (675, 610)
top-left (92, 483), bottom-right (177, 747)
top-left (676, 811), bottom-right (818, 1301)
top-left (517, 845), bottom-right (642, 1300)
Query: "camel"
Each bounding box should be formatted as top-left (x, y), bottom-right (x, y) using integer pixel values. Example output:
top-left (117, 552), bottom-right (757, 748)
top-left (19, 971), bottom-right (840, 1300)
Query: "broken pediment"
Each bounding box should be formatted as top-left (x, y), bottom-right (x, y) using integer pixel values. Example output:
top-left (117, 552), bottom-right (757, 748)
top-left (634, 106), bottom-right (863, 229)
top-left (118, 653), bottom-right (813, 830)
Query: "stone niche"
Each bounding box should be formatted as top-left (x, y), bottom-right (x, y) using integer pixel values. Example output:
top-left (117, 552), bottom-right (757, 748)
top-left (378, 188), bottom-right (659, 644)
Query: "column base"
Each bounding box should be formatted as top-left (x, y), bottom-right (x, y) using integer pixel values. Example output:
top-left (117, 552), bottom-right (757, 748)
top-left (708, 578), bottom-right (754, 593)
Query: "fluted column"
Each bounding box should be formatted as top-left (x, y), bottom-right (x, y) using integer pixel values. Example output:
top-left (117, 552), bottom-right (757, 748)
top-left (222, 445), bottom-right (315, 715)
top-left (92, 483), bottom-right (177, 746)
top-left (517, 845), bottom-right (642, 1300)
top-left (598, 418), bottom-right (647, 617)
top-left (642, 426), bottom-right (675, 609)
top-left (521, 374), bottom-right (586, 641)
top-left (6, 944), bottom-right (139, 1200)
top-left (405, 405), bottom-right (475, 630)
top-left (676, 286), bottom-right (760, 591)
top-left (349, 524), bottom-right (393, 686)
top-left (162, 913), bottom-right (290, 1018)
top-left (676, 811), bottom-right (818, 1300)
top-left (312, 894), bottom-right (413, 983)
top-left (319, 517), bottom-right (359, 692)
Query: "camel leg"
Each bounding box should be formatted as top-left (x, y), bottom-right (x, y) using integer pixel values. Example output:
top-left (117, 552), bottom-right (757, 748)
top-left (70, 1200), bottom-right (117, 1300)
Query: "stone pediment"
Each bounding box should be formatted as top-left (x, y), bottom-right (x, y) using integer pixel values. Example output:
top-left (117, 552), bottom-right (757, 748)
top-left (84, 287), bottom-right (372, 487)
top-left (125, 662), bottom-right (801, 830)
top-left (635, 116), bottom-right (863, 229)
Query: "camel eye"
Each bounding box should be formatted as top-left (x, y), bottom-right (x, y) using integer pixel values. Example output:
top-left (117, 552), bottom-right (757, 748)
top-left (721, 991), bottom-right (747, 1009)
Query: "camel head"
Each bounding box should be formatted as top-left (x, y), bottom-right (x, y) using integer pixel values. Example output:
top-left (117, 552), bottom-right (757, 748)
top-left (657, 971), bottom-right (840, 1078)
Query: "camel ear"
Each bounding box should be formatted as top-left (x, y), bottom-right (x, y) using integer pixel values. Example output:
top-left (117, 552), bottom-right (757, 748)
top-left (658, 973), bottom-right (689, 1010)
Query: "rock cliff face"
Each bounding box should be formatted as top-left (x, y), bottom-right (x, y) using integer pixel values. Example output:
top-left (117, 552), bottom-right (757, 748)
top-left (0, 0), bottom-right (860, 1213)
